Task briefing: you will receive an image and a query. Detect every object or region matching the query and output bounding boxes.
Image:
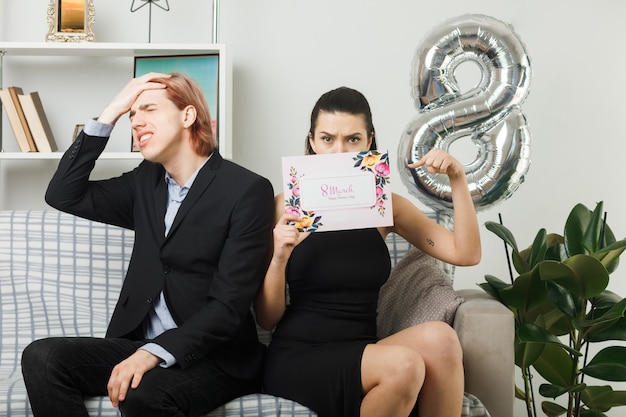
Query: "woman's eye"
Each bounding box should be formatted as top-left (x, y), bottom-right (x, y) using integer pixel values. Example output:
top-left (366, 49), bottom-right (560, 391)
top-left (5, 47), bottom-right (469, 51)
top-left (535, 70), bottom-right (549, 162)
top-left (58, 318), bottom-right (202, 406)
top-left (348, 137), bottom-right (360, 143)
top-left (321, 136), bottom-right (332, 143)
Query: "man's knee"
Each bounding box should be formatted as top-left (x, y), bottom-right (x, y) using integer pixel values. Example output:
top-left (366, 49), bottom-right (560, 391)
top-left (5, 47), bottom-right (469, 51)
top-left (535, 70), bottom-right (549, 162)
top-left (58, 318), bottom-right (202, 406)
top-left (22, 338), bottom-right (77, 393)
top-left (22, 338), bottom-right (59, 374)
top-left (120, 383), bottom-right (173, 416)
top-left (119, 387), bottom-right (147, 412)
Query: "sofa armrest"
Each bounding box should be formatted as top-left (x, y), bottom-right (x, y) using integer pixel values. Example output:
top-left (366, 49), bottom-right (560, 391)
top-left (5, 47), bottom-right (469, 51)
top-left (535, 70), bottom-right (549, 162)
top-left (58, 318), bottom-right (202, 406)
top-left (454, 288), bottom-right (515, 417)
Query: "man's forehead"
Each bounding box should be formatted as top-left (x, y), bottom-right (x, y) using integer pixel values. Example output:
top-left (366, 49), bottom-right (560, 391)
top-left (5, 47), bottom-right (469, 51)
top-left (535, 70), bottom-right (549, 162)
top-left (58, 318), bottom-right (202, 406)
top-left (131, 89), bottom-right (168, 109)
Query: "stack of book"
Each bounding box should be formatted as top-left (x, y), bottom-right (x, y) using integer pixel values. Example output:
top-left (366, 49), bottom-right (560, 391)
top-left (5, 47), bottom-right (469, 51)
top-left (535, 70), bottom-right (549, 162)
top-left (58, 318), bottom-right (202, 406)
top-left (0, 86), bottom-right (58, 152)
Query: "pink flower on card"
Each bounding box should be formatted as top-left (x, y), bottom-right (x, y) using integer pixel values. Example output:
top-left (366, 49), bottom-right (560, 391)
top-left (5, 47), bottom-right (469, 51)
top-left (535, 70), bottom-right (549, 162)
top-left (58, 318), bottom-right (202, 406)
top-left (375, 162), bottom-right (390, 177)
top-left (285, 206), bottom-right (300, 216)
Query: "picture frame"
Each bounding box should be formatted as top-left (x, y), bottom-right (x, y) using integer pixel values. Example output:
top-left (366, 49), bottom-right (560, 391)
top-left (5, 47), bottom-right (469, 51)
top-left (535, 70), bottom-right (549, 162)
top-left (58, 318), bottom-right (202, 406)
top-left (46, 0), bottom-right (96, 42)
top-left (133, 54), bottom-right (220, 152)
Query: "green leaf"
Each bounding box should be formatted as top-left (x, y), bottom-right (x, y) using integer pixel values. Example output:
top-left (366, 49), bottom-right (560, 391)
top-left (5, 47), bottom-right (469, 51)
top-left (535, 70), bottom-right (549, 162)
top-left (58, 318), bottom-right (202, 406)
top-left (532, 306), bottom-right (571, 336)
top-left (501, 268), bottom-right (547, 314)
top-left (518, 323), bottom-right (581, 357)
top-left (584, 202), bottom-right (605, 253)
top-left (576, 297), bottom-right (626, 335)
top-left (563, 201), bottom-right (608, 256)
top-left (540, 383), bottom-right (587, 400)
top-left (564, 201), bottom-right (624, 273)
top-left (532, 342), bottom-right (577, 387)
top-left (528, 228), bottom-right (548, 267)
top-left (485, 221), bottom-right (531, 274)
top-left (565, 203), bottom-right (595, 256)
top-left (541, 400), bottom-right (567, 417)
top-left (544, 234), bottom-right (567, 262)
top-left (582, 347), bottom-right (626, 381)
top-left (484, 274), bottom-right (511, 291)
top-left (539, 383), bottom-right (571, 399)
top-left (595, 238), bottom-right (626, 255)
top-left (515, 338), bottom-right (544, 369)
top-left (485, 221), bottom-right (519, 252)
top-left (593, 291), bottom-right (623, 310)
top-left (594, 238), bottom-right (626, 273)
top-left (581, 385), bottom-right (626, 410)
top-left (512, 249), bottom-right (532, 275)
top-left (539, 255), bottom-right (609, 299)
top-left (545, 280), bottom-right (577, 318)
top-left (477, 282), bottom-right (500, 303)
top-left (587, 316), bottom-right (626, 342)
top-left (580, 410), bottom-right (608, 417)
top-left (480, 275), bottom-right (511, 306)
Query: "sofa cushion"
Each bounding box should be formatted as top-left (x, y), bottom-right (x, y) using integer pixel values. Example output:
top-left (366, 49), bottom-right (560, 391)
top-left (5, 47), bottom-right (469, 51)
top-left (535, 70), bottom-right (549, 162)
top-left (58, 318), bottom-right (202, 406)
top-left (377, 245), bottom-right (464, 338)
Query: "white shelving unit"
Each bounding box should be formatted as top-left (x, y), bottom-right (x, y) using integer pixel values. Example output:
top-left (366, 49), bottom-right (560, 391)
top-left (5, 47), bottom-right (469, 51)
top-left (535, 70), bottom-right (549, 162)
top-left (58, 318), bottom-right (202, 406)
top-left (0, 42), bottom-right (231, 158)
top-left (0, 42), bottom-right (231, 209)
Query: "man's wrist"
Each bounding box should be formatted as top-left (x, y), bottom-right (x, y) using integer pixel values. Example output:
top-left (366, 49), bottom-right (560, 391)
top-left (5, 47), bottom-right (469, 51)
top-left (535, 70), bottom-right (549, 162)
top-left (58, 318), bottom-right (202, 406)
top-left (139, 343), bottom-right (177, 368)
top-left (84, 118), bottom-right (114, 137)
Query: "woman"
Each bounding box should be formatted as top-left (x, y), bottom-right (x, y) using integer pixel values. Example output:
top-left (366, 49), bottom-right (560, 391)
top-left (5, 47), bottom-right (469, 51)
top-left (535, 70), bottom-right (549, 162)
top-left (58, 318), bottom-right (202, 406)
top-left (256, 87), bottom-right (481, 417)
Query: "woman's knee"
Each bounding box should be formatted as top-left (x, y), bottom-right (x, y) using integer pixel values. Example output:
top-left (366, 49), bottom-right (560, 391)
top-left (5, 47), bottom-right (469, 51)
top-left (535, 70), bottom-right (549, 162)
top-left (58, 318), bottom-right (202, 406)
top-left (393, 347), bottom-right (425, 390)
top-left (369, 345), bottom-right (425, 392)
top-left (421, 322), bottom-right (463, 366)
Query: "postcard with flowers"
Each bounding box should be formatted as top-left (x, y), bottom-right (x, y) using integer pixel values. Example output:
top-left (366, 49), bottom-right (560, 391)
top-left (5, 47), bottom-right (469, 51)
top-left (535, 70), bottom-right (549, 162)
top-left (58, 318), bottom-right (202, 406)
top-left (281, 150), bottom-right (393, 232)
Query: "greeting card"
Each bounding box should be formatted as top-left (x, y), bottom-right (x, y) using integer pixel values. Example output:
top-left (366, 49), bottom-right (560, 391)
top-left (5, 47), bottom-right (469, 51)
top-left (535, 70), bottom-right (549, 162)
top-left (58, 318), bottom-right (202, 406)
top-left (281, 150), bottom-right (393, 232)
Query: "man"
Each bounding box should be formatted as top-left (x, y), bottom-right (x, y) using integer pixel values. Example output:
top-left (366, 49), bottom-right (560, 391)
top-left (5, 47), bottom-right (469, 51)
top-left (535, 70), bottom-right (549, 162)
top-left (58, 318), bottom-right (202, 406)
top-left (21, 72), bottom-right (274, 417)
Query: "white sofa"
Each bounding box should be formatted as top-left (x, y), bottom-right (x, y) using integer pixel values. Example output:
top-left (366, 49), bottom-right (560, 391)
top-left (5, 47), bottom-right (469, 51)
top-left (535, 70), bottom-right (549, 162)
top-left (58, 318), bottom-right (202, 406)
top-left (0, 210), bottom-right (513, 417)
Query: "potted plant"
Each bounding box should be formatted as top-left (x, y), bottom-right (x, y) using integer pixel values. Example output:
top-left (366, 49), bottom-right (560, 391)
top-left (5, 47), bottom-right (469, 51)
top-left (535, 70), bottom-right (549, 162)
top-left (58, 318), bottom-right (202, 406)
top-left (480, 201), bottom-right (626, 417)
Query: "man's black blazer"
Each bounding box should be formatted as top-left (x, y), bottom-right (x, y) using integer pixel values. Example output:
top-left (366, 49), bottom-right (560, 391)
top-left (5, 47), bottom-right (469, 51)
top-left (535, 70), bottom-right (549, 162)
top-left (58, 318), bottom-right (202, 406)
top-left (45, 132), bottom-right (274, 379)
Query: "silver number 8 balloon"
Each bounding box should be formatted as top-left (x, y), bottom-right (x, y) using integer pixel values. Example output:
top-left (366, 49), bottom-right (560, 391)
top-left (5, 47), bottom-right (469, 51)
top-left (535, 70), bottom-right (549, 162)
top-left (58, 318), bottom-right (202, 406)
top-left (398, 14), bottom-right (532, 214)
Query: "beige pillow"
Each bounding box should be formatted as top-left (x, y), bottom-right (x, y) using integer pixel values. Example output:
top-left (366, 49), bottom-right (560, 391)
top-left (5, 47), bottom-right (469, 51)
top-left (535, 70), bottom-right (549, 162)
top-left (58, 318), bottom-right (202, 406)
top-left (377, 246), bottom-right (464, 339)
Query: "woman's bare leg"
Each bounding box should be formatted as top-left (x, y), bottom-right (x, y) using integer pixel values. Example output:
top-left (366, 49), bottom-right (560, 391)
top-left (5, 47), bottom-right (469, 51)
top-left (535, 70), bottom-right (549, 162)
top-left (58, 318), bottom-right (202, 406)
top-left (378, 321), bottom-right (464, 417)
top-left (360, 344), bottom-right (424, 417)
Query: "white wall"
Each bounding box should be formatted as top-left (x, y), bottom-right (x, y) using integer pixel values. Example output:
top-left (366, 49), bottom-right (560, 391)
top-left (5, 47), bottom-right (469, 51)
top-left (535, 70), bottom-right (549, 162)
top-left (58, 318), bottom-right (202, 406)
top-left (3, 1), bottom-right (626, 415)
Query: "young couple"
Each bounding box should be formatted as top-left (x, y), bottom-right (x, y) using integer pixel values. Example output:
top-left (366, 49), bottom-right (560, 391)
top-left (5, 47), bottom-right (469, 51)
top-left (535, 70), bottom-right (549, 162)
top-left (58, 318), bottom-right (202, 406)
top-left (22, 72), bottom-right (480, 417)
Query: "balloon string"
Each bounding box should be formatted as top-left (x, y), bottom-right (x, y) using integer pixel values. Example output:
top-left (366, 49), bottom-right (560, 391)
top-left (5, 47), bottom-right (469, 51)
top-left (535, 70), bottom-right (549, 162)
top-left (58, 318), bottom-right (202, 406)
top-left (498, 213), bottom-right (515, 285)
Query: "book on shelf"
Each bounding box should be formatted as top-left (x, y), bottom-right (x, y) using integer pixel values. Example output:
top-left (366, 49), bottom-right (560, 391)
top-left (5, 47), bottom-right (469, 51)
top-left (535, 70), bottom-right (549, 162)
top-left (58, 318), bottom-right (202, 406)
top-left (0, 86), bottom-right (37, 152)
top-left (8, 87), bottom-right (38, 152)
top-left (17, 91), bottom-right (58, 153)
